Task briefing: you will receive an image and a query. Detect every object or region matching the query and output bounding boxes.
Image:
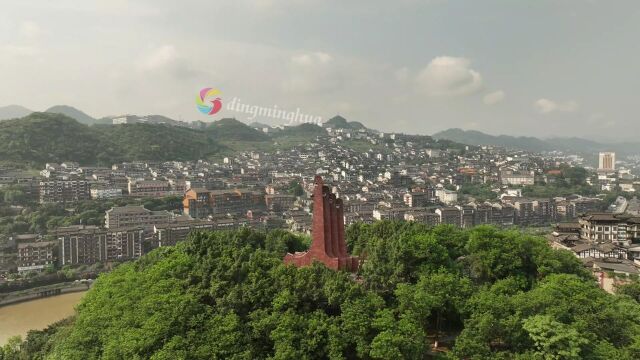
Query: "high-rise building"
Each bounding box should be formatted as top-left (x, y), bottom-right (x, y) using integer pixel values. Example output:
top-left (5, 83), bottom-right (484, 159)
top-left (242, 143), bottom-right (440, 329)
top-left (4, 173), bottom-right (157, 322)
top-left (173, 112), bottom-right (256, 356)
top-left (57, 226), bottom-right (144, 265)
top-left (598, 152), bottom-right (616, 171)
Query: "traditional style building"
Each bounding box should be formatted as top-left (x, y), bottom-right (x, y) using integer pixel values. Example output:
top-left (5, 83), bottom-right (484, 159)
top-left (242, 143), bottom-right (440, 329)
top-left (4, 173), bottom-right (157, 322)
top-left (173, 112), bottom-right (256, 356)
top-left (579, 213), bottom-right (640, 246)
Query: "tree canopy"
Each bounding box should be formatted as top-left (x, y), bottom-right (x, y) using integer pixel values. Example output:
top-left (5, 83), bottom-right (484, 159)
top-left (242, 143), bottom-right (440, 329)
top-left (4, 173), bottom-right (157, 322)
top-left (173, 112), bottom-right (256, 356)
top-left (6, 223), bottom-right (640, 359)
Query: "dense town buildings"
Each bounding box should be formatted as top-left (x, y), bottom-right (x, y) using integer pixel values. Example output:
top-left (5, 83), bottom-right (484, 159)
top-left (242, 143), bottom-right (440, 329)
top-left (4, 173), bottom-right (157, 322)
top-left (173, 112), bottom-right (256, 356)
top-left (1, 122), bottom-right (640, 278)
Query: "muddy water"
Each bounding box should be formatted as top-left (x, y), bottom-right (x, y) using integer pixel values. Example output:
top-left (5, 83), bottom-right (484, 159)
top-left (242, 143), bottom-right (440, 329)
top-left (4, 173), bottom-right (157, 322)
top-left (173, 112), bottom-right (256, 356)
top-left (0, 291), bottom-right (86, 345)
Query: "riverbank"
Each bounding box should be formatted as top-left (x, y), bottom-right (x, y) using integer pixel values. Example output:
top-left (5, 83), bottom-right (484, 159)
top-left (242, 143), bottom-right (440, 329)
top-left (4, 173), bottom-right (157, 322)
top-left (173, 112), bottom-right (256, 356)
top-left (0, 290), bottom-right (87, 345)
top-left (0, 281), bottom-right (91, 307)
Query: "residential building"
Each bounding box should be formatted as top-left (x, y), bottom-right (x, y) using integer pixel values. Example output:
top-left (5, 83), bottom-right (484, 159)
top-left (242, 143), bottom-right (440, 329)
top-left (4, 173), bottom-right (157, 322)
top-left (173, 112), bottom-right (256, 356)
top-left (183, 188), bottom-right (265, 218)
top-left (578, 213), bottom-right (640, 246)
top-left (436, 188), bottom-right (458, 205)
top-left (153, 221), bottom-right (219, 247)
top-left (105, 205), bottom-right (173, 229)
top-left (500, 170), bottom-right (535, 186)
top-left (264, 194), bottom-right (296, 211)
top-left (39, 179), bottom-right (90, 203)
top-left (16, 241), bottom-right (56, 273)
top-left (598, 152), bottom-right (616, 171)
top-left (90, 187), bottom-right (123, 199)
top-left (128, 180), bottom-right (173, 197)
top-left (436, 207), bottom-right (462, 227)
top-left (58, 226), bottom-right (144, 265)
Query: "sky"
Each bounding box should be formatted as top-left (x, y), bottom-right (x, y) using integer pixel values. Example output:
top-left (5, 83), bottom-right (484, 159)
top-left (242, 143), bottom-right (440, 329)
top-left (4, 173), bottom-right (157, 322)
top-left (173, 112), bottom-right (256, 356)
top-left (1, 0), bottom-right (639, 140)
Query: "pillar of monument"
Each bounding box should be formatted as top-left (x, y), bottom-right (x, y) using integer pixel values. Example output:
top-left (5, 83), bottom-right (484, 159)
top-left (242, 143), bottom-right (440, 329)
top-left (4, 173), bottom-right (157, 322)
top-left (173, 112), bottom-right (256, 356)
top-left (314, 186), bottom-right (333, 257)
top-left (311, 176), bottom-right (327, 255)
top-left (328, 193), bottom-right (339, 258)
top-left (335, 198), bottom-right (347, 257)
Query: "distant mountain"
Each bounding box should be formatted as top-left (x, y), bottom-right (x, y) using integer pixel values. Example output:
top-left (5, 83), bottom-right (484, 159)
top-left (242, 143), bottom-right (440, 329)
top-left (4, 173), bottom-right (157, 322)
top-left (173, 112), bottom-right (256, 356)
top-left (0, 105), bottom-right (33, 120)
top-left (323, 115), bottom-right (365, 130)
top-left (433, 128), bottom-right (550, 152)
top-left (0, 113), bottom-right (225, 166)
top-left (433, 128), bottom-right (640, 155)
top-left (206, 118), bottom-right (270, 142)
top-left (45, 105), bottom-right (97, 125)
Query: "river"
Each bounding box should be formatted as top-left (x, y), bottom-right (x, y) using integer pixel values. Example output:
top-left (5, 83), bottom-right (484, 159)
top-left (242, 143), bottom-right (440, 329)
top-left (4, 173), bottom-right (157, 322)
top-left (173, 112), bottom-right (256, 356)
top-left (0, 291), bottom-right (87, 345)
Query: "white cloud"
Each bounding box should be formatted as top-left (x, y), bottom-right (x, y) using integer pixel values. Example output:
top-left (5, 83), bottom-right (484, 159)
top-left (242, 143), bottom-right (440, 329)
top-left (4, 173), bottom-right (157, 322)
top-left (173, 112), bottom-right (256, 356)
top-left (282, 51), bottom-right (342, 94)
top-left (20, 20), bottom-right (41, 39)
top-left (416, 56), bottom-right (483, 97)
top-left (483, 90), bottom-right (505, 105)
top-left (2, 44), bottom-right (39, 57)
top-left (394, 67), bottom-right (410, 82)
top-left (139, 45), bottom-right (178, 70)
top-left (534, 98), bottom-right (579, 114)
top-left (290, 51), bottom-right (333, 66)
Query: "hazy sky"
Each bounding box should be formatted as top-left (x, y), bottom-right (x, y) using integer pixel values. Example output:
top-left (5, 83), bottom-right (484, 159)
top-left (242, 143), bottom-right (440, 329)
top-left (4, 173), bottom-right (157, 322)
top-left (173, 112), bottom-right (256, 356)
top-left (1, 0), bottom-right (639, 140)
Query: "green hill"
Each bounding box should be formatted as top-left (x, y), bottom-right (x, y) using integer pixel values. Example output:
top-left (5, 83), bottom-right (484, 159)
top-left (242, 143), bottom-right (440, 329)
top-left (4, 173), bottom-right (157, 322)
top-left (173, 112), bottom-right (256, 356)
top-left (99, 123), bottom-right (225, 163)
top-left (323, 115), bottom-right (365, 130)
top-left (275, 123), bottom-right (326, 138)
top-left (0, 113), bottom-right (225, 166)
top-left (206, 118), bottom-right (270, 142)
top-left (45, 105), bottom-right (97, 125)
top-left (10, 225), bottom-right (640, 359)
top-left (0, 113), bottom-right (105, 166)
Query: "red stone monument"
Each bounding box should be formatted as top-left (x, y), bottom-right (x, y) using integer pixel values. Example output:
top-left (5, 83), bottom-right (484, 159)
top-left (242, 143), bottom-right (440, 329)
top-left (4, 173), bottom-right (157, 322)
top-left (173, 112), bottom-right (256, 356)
top-left (284, 175), bottom-right (359, 272)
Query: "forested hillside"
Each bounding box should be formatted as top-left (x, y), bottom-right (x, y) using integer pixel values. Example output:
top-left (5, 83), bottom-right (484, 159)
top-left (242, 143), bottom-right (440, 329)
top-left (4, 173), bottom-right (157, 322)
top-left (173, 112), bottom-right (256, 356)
top-left (5, 224), bottom-right (640, 359)
top-left (0, 113), bottom-right (225, 167)
top-left (0, 113), bottom-right (105, 166)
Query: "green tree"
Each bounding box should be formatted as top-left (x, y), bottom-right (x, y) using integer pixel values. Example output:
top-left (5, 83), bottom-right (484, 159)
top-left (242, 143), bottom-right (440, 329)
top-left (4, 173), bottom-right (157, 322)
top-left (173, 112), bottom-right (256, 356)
top-left (288, 181), bottom-right (304, 197)
top-left (522, 315), bottom-right (586, 360)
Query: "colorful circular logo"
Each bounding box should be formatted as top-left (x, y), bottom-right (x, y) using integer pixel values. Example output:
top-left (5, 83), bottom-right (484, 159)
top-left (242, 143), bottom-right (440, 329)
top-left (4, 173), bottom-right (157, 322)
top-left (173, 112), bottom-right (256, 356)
top-left (196, 87), bottom-right (222, 115)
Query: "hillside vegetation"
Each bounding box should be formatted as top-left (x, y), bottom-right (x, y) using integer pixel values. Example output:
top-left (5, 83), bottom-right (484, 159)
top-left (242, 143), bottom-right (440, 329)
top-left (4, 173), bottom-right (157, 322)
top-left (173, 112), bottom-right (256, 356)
top-left (98, 124), bottom-right (224, 163)
top-left (0, 113), bottom-right (225, 167)
top-left (0, 113), bottom-right (479, 167)
top-left (324, 115), bottom-right (366, 130)
top-left (6, 224), bottom-right (640, 359)
top-left (0, 113), bottom-right (105, 166)
top-left (206, 118), bottom-right (271, 142)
